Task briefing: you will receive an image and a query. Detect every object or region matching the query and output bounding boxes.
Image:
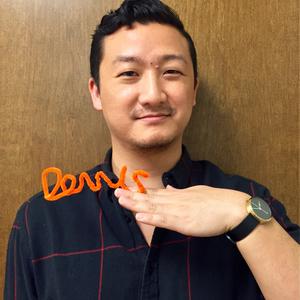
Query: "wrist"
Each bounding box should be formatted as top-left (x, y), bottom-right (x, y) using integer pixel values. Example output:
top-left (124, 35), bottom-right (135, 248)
top-left (226, 192), bottom-right (251, 231)
top-left (226, 196), bottom-right (273, 243)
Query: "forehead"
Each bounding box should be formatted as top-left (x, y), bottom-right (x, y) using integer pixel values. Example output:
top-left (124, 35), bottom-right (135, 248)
top-left (101, 22), bottom-right (191, 66)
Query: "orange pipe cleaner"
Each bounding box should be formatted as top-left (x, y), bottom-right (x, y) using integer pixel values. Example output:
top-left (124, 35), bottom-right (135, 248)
top-left (42, 166), bottom-right (149, 201)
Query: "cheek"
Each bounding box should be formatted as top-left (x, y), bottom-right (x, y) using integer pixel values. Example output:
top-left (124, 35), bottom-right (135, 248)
top-left (170, 88), bottom-right (195, 125)
top-left (170, 85), bottom-right (195, 109)
top-left (101, 85), bottom-right (137, 111)
top-left (118, 85), bottom-right (138, 97)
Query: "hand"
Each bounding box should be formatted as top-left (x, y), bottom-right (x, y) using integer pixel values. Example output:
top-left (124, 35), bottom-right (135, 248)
top-left (114, 185), bottom-right (250, 237)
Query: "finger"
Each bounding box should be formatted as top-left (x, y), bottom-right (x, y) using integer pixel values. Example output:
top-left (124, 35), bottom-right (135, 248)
top-left (141, 188), bottom-right (178, 203)
top-left (114, 188), bottom-right (132, 198)
top-left (135, 213), bottom-right (180, 232)
top-left (166, 185), bottom-right (177, 190)
top-left (115, 188), bottom-right (149, 201)
top-left (118, 196), bottom-right (163, 214)
top-left (127, 186), bottom-right (139, 192)
top-left (115, 187), bottom-right (181, 206)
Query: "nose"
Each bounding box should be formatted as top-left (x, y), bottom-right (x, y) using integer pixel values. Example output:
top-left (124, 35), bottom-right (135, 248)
top-left (138, 72), bottom-right (167, 105)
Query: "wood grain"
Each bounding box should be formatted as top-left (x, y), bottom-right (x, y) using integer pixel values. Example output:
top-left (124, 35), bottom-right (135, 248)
top-left (0, 0), bottom-right (298, 294)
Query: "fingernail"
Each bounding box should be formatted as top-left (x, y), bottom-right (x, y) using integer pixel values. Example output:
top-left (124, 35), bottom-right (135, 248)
top-left (114, 188), bottom-right (121, 197)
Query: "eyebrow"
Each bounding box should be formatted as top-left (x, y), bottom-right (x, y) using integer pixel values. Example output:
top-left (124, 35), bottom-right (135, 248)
top-left (112, 54), bottom-right (188, 65)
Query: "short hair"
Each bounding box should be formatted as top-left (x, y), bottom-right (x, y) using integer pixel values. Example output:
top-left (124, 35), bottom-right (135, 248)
top-left (90, 0), bottom-right (198, 87)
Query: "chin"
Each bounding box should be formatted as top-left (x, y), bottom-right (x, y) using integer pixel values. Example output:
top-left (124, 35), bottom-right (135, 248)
top-left (126, 133), bottom-right (179, 151)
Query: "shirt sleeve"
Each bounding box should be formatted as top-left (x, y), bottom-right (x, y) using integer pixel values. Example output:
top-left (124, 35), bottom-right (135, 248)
top-left (4, 202), bottom-right (38, 300)
top-left (250, 180), bottom-right (300, 243)
top-left (264, 192), bottom-right (300, 243)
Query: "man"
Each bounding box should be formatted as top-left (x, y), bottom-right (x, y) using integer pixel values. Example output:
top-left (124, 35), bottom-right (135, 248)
top-left (4, 0), bottom-right (299, 299)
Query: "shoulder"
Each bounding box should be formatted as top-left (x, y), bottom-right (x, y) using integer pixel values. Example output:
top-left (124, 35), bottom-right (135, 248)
top-left (16, 163), bottom-right (105, 228)
top-left (190, 159), bottom-right (265, 196)
top-left (11, 163), bottom-right (108, 257)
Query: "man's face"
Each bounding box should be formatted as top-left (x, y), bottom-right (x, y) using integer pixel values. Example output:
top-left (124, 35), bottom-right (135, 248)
top-left (89, 22), bottom-right (197, 151)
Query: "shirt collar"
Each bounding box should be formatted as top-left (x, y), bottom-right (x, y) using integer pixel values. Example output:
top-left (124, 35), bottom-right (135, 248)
top-left (101, 145), bottom-right (193, 189)
top-left (162, 145), bottom-right (193, 188)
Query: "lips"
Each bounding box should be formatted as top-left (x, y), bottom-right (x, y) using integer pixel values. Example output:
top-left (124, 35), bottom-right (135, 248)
top-left (135, 113), bottom-right (171, 124)
top-left (138, 113), bottom-right (169, 119)
top-left (131, 107), bottom-right (174, 122)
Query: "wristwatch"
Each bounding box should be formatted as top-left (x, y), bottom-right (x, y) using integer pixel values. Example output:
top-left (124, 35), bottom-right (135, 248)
top-left (226, 196), bottom-right (272, 243)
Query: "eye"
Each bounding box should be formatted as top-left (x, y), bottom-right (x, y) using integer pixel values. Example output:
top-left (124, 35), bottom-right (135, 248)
top-left (117, 71), bottom-right (139, 77)
top-left (164, 70), bottom-right (183, 76)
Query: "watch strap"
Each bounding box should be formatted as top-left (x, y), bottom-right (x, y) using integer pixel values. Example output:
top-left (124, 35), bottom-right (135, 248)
top-left (226, 213), bottom-right (259, 243)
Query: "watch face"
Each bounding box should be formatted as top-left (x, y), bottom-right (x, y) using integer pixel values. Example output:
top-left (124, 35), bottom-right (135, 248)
top-left (250, 197), bottom-right (272, 221)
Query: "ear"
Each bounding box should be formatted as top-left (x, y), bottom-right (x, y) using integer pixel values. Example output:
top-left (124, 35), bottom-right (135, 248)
top-left (88, 78), bottom-right (102, 111)
top-left (192, 80), bottom-right (199, 106)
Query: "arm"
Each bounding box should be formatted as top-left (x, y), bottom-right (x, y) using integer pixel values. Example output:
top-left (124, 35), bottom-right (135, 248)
top-left (237, 219), bottom-right (300, 300)
top-left (115, 186), bottom-right (300, 300)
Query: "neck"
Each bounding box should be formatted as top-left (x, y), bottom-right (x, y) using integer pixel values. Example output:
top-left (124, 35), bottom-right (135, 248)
top-left (111, 140), bottom-right (182, 189)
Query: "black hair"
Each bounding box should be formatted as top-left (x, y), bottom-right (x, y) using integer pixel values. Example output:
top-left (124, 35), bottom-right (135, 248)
top-left (90, 0), bottom-right (198, 87)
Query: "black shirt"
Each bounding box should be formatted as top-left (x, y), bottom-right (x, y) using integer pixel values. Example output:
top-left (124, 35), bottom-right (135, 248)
top-left (4, 146), bottom-right (300, 300)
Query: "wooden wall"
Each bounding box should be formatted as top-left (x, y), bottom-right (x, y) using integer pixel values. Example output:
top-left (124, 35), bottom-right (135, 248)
top-left (1, 0), bottom-right (298, 294)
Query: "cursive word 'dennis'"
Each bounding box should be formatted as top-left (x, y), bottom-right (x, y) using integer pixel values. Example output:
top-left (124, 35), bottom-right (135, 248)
top-left (42, 166), bottom-right (149, 201)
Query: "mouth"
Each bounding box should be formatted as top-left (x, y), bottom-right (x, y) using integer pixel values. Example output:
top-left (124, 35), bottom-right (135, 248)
top-left (138, 113), bottom-right (169, 118)
top-left (136, 113), bottom-right (171, 123)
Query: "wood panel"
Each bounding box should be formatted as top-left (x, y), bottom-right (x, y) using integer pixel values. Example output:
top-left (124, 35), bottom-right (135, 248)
top-left (0, 0), bottom-right (298, 294)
